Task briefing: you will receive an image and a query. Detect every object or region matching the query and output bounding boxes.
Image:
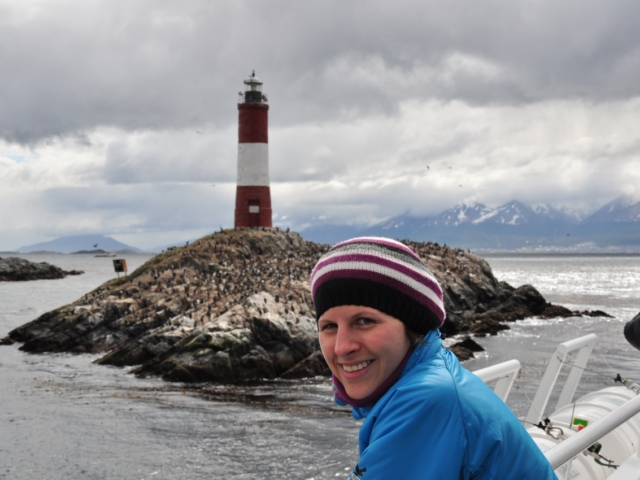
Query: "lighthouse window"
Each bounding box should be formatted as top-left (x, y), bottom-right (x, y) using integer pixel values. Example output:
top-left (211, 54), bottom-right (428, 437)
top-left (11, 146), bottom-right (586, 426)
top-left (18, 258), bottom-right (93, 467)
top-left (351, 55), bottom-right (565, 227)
top-left (249, 206), bottom-right (260, 213)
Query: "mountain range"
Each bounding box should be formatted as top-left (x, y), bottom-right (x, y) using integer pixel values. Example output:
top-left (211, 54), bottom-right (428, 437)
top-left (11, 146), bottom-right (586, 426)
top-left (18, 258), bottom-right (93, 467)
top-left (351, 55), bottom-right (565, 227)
top-left (13, 196), bottom-right (640, 254)
top-left (300, 196), bottom-right (640, 251)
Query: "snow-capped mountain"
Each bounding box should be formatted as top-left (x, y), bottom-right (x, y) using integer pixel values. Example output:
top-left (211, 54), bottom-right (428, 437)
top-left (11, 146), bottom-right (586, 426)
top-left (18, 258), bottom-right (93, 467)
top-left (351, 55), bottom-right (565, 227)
top-left (301, 196), bottom-right (640, 250)
top-left (584, 195), bottom-right (640, 223)
top-left (531, 203), bottom-right (582, 223)
top-left (424, 200), bottom-right (579, 227)
top-left (426, 202), bottom-right (496, 227)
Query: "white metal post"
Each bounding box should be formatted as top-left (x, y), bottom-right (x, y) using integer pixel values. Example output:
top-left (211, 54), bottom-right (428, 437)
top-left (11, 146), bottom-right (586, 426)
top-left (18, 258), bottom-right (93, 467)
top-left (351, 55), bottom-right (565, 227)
top-left (524, 334), bottom-right (598, 426)
top-left (473, 359), bottom-right (522, 402)
top-left (556, 338), bottom-right (596, 410)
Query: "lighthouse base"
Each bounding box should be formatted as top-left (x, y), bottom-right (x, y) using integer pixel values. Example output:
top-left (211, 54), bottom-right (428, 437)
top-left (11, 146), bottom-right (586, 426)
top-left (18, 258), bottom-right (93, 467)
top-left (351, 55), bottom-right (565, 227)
top-left (234, 186), bottom-right (273, 228)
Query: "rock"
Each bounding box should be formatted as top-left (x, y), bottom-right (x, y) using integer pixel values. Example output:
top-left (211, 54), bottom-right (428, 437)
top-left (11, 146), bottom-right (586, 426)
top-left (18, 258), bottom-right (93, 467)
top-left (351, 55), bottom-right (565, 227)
top-left (575, 309), bottom-right (614, 318)
top-left (540, 304), bottom-right (574, 318)
top-left (469, 319), bottom-right (511, 336)
top-left (0, 257), bottom-right (84, 282)
top-left (1, 229), bottom-right (610, 380)
top-left (448, 344), bottom-right (474, 361)
top-left (448, 336), bottom-right (486, 361)
top-left (509, 285), bottom-right (548, 315)
top-left (124, 292), bottom-right (321, 382)
top-left (451, 336), bottom-right (485, 352)
top-left (279, 351), bottom-right (331, 379)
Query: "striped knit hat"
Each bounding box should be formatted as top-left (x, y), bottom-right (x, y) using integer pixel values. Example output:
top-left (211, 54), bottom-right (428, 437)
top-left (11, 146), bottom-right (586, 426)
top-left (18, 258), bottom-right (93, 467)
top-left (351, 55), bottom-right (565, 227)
top-left (310, 237), bottom-right (446, 335)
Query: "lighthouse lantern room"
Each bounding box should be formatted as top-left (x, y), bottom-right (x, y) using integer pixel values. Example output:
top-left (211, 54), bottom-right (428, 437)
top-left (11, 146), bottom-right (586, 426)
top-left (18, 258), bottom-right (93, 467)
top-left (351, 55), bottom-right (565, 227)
top-left (243, 73), bottom-right (263, 102)
top-left (234, 71), bottom-right (272, 228)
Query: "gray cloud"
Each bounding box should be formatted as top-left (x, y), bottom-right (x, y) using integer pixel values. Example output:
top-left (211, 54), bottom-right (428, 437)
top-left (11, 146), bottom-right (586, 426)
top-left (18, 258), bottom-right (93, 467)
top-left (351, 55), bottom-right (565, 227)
top-left (1, 1), bottom-right (640, 144)
top-left (1, 0), bottom-right (640, 249)
top-left (0, 181), bottom-right (234, 250)
top-left (103, 128), bottom-right (237, 184)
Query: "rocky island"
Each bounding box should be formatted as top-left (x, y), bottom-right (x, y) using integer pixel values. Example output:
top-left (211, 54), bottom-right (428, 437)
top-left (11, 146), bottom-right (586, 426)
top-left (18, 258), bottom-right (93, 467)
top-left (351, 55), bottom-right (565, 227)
top-left (1, 229), bottom-right (607, 382)
top-left (0, 257), bottom-right (83, 282)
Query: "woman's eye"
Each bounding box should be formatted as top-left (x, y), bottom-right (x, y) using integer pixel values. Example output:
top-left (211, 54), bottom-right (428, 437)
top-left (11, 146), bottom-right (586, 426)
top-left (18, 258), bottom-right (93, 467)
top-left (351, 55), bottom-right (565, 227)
top-left (356, 317), bottom-right (374, 325)
top-left (320, 323), bottom-right (337, 331)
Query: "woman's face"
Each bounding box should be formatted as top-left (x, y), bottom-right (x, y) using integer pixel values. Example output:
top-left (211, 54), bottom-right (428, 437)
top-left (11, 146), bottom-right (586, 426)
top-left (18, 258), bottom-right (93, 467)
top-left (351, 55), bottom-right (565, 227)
top-left (318, 305), bottom-right (411, 400)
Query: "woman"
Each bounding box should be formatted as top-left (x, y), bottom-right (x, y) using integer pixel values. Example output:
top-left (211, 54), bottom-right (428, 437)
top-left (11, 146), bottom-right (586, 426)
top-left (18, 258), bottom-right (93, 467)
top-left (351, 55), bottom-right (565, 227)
top-left (310, 237), bottom-right (558, 480)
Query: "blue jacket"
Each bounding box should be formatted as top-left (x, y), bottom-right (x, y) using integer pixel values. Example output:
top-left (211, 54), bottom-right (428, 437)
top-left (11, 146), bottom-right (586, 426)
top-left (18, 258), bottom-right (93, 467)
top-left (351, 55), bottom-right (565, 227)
top-left (344, 330), bottom-right (558, 480)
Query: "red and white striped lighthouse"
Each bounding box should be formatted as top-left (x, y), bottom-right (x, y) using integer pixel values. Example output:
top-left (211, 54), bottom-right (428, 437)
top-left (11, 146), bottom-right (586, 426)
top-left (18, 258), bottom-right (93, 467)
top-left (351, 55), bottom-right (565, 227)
top-left (234, 71), bottom-right (272, 228)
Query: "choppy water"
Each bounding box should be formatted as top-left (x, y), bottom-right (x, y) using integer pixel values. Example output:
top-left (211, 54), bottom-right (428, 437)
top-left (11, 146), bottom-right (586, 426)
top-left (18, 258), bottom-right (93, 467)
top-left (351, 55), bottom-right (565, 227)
top-left (1, 253), bottom-right (640, 479)
top-left (466, 254), bottom-right (640, 420)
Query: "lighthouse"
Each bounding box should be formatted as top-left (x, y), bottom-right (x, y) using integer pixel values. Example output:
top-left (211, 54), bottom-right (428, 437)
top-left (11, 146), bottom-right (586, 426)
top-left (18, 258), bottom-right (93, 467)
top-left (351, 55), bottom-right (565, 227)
top-left (234, 71), bottom-right (272, 228)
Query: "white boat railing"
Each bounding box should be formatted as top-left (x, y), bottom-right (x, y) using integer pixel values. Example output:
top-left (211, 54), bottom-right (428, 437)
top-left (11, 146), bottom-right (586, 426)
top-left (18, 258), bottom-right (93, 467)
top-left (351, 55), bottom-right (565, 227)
top-left (475, 332), bottom-right (640, 478)
top-left (524, 333), bottom-right (598, 426)
top-left (473, 359), bottom-right (521, 402)
top-left (474, 334), bottom-right (598, 409)
top-left (545, 394), bottom-right (640, 470)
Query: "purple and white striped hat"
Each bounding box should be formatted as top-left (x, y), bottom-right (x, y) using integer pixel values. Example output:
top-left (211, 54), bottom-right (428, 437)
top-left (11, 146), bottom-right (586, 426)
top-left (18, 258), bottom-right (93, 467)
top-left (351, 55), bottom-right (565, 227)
top-left (310, 237), bottom-right (446, 335)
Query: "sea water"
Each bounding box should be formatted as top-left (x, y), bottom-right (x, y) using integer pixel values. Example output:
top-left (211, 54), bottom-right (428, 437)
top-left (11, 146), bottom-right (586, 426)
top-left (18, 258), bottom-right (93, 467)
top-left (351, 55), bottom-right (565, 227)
top-left (1, 253), bottom-right (639, 479)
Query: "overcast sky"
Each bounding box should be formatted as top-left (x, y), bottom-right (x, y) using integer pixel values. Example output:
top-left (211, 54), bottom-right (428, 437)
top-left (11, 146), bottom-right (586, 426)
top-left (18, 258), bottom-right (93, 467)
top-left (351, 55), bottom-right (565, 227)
top-left (1, 0), bottom-right (640, 250)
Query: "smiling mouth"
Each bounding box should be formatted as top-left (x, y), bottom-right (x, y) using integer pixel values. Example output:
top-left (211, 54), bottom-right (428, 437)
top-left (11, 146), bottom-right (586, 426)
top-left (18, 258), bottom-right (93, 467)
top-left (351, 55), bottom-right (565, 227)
top-left (342, 360), bottom-right (373, 373)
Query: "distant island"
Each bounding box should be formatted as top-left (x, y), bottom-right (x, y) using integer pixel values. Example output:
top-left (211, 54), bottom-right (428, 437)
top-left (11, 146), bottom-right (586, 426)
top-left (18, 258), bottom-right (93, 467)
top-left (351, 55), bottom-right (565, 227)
top-left (0, 257), bottom-right (83, 282)
top-left (70, 249), bottom-right (139, 256)
top-left (72, 249), bottom-right (112, 255)
top-left (18, 234), bottom-right (144, 254)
